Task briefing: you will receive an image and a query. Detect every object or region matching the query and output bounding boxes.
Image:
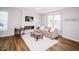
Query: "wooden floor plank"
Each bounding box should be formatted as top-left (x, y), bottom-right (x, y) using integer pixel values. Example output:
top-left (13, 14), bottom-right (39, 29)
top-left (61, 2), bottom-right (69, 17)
top-left (0, 35), bottom-right (79, 51)
top-left (48, 36), bottom-right (79, 51)
top-left (0, 36), bottom-right (30, 51)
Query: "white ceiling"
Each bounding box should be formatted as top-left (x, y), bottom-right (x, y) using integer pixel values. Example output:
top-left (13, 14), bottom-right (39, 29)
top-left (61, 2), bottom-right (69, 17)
top-left (17, 7), bottom-right (66, 14)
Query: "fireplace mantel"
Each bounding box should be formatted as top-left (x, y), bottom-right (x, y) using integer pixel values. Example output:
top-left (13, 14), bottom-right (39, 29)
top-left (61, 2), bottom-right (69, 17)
top-left (24, 26), bottom-right (34, 30)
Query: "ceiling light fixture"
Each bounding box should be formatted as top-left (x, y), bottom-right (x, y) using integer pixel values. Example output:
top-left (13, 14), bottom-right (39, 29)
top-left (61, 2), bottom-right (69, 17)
top-left (36, 7), bottom-right (40, 10)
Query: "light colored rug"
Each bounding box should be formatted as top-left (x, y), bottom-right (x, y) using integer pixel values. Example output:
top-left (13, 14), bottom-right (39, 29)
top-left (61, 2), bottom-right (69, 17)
top-left (21, 34), bottom-right (59, 51)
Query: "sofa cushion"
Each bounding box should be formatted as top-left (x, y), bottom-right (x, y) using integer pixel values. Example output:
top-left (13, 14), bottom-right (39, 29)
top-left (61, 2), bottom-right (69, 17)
top-left (40, 26), bottom-right (44, 30)
top-left (50, 28), bottom-right (54, 32)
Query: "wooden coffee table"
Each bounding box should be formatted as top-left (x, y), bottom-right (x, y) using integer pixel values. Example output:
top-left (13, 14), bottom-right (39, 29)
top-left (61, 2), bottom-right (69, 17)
top-left (31, 31), bottom-right (43, 41)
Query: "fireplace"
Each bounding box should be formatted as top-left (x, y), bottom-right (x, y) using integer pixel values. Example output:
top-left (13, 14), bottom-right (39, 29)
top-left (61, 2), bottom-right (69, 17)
top-left (24, 26), bottom-right (34, 30)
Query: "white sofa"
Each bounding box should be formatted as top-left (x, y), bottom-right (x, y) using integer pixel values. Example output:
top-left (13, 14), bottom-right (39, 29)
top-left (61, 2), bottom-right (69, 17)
top-left (39, 26), bottom-right (59, 39)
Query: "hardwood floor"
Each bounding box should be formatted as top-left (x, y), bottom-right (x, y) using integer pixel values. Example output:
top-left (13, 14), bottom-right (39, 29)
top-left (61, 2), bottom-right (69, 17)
top-left (48, 36), bottom-right (79, 51)
top-left (0, 36), bottom-right (30, 51)
top-left (0, 35), bottom-right (79, 51)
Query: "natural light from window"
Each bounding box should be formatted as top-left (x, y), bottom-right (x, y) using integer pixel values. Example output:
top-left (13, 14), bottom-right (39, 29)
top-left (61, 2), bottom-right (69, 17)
top-left (48, 14), bottom-right (61, 30)
top-left (48, 16), bottom-right (54, 27)
top-left (0, 11), bottom-right (8, 31)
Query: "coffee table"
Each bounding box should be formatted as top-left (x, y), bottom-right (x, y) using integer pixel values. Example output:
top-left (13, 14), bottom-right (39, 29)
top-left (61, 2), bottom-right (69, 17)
top-left (31, 31), bottom-right (43, 41)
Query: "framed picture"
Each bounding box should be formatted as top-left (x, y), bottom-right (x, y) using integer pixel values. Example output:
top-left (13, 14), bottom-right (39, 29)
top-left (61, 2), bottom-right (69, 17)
top-left (25, 16), bottom-right (33, 22)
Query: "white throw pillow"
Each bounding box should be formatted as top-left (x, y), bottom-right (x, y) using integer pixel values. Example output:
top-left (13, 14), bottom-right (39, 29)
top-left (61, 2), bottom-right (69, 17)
top-left (54, 28), bottom-right (58, 35)
top-left (50, 28), bottom-right (54, 32)
top-left (40, 26), bottom-right (44, 30)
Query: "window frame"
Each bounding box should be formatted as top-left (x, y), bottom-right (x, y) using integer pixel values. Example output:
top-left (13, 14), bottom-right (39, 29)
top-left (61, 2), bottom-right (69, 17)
top-left (0, 11), bottom-right (8, 31)
top-left (47, 14), bottom-right (61, 30)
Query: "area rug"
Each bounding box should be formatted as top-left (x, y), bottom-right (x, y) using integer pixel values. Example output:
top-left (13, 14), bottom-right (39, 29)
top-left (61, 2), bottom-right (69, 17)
top-left (21, 34), bottom-right (59, 51)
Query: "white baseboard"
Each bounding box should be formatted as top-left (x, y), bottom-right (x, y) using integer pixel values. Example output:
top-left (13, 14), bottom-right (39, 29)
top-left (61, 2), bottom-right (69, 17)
top-left (0, 34), bottom-right (14, 37)
top-left (63, 35), bottom-right (79, 42)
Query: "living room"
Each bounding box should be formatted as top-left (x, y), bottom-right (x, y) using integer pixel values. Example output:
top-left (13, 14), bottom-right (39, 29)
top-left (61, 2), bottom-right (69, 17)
top-left (0, 7), bottom-right (79, 51)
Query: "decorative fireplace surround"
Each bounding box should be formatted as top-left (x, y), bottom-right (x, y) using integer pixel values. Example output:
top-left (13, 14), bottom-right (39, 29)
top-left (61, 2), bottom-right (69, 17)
top-left (24, 26), bottom-right (34, 30)
top-left (24, 26), bottom-right (34, 34)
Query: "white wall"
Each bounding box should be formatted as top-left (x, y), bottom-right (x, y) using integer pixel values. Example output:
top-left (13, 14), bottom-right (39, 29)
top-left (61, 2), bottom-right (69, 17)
top-left (0, 7), bottom-right (22, 37)
top-left (21, 9), bottom-right (40, 29)
top-left (62, 7), bottom-right (79, 41)
top-left (39, 14), bottom-right (44, 26)
top-left (40, 7), bottom-right (79, 42)
top-left (40, 14), bottom-right (48, 26)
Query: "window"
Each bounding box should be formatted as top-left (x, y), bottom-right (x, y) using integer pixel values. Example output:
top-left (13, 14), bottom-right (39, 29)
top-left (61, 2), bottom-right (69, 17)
top-left (0, 11), bottom-right (8, 31)
top-left (48, 16), bottom-right (54, 27)
top-left (53, 14), bottom-right (61, 30)
top-left (48, 14), bottom-right (61, 30)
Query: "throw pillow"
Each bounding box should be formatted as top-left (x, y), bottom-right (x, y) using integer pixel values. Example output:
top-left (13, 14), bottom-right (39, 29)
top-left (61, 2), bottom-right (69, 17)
top-left (40, 26), bottom-right (44, 30)
top-left (50, 28), bottom-right (54, 32)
